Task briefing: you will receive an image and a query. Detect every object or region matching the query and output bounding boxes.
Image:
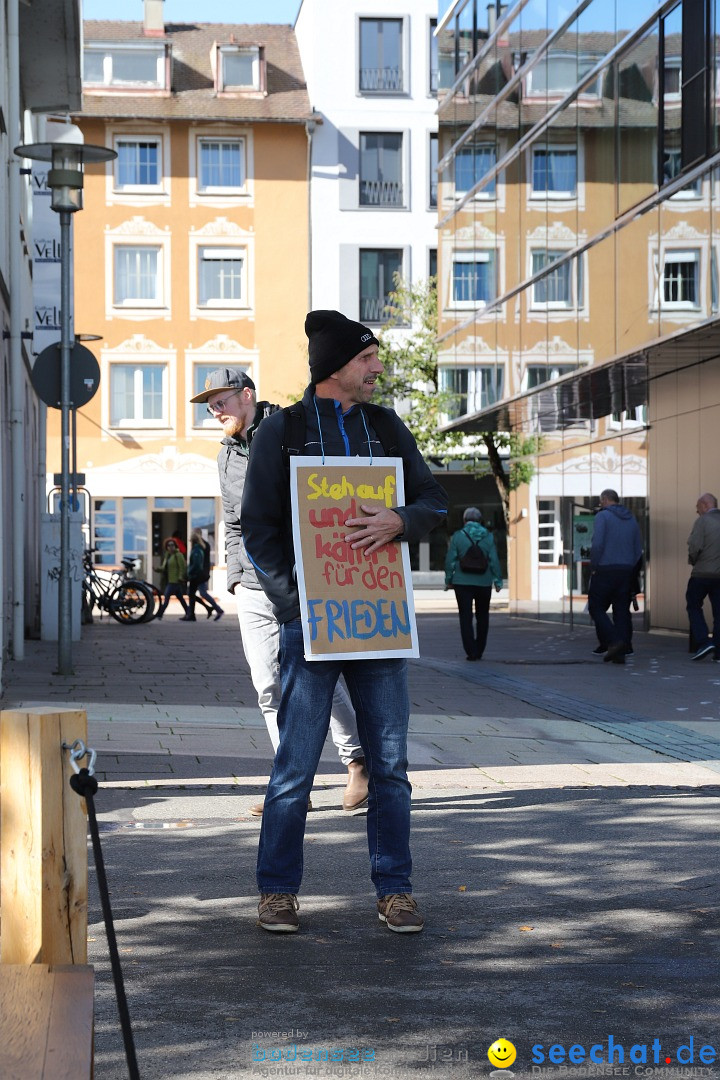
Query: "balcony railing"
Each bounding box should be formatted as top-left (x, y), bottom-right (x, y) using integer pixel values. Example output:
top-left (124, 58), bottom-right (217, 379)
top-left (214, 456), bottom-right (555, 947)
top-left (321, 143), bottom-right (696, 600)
top-left (359, 66), bottom-right (403, 92)
top-left (359, 179), bottom-right (404, 207)
top-left (360, 295), bottom-right (391, 323)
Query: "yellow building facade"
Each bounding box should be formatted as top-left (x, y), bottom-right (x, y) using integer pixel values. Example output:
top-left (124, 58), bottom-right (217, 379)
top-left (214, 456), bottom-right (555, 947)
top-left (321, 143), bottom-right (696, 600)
top-left (52, 15), bottom-right (312, 587)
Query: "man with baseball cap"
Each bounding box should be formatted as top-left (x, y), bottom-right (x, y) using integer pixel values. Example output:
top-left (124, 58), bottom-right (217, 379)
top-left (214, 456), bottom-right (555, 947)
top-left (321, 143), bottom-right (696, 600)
top-left (241, 310), bottom-right (448, 934)
top-left (190, 367), bottom-right (370, 817)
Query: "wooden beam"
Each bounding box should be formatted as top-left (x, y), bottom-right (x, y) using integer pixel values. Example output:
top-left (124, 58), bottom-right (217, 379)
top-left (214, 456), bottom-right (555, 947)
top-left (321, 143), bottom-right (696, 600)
top-left (1, 709), bottom-right (88, 965)
top-left (0, 964), bottom-right (94, 1079)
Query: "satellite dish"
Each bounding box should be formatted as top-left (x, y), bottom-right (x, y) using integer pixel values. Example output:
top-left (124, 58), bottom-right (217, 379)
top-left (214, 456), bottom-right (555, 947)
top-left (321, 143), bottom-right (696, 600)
top-left (31, 342), bottom-right (100, 409)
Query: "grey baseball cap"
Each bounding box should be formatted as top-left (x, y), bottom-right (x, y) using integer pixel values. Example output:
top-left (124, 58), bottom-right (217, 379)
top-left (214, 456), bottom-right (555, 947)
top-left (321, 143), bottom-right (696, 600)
top-left (189, 367), bottom-right (256, 404)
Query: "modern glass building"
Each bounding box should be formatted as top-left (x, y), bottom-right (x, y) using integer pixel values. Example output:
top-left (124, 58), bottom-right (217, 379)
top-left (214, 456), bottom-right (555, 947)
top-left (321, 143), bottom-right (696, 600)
top-left (436, 0), bottom-right (720, 629)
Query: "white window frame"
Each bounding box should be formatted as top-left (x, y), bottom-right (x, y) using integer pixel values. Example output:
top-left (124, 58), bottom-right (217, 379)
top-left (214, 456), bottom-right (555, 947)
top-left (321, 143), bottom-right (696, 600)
top-left (450, 250), bottom-right (498, 310)
top-left (438, 363), bottom-right (505, 420)
top-left (453, 142), bottom-right (498, 201)
top-left (83, 42), bottom-right (167, 89)
top-left (663, 145), bottom-right (702, 200)
top-left (196, 247), bottom-right (246, 309)
top-left (197, 137), bottom-right (247, 195)
top-left (654, 249), bottom-right (702, 311)
top-left (537, 498), bottom-right (563, 565)
top-left (662, 57), bottom-right (682, 103)
top-left (105, 224), bottom-right (171, 320)
top-left (529, 249), bottom-right (583, 311)
top-left (112, 245), bottom-right (163, 310)
top-left (218, 45), bottom-right (262, 92)
top-left (523, 52), bottom-right (602, 100)
top-left (530, 145), bottom-right (579, 201)
top-left (357, 15), bottom-right (409, 96)
top-left (112, 135), bottom-right (164, 195)
top-left (189, 232), bottom-right (254, 319)
top-left (108, 361), bottom-right (169, 429)
top-left (189, 128), bottom-right (254, 207)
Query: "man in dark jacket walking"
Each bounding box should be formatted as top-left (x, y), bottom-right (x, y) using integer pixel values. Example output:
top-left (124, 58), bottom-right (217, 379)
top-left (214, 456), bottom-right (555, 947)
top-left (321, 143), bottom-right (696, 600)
top-left (189, 368), bottom-right (369, 816)
top-left (241, 310), bottom-right (448, 934)
top-left (588, 489), bottom-right (643, 664)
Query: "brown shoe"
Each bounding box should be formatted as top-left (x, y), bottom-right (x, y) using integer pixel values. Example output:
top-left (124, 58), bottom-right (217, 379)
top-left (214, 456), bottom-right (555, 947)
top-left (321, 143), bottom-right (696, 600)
top-left (257, 893), bottom-right (299, 933)
top-left (249, 796), bottom-right (313, 818)
top-left (342, 757), bottom-right (369, 811)
top-left (377, 893), bottom-right (424, 933)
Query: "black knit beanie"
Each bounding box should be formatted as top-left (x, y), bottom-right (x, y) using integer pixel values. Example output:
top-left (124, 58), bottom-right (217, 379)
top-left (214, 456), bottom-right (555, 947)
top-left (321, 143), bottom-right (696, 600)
top-left (305, 310), bottom-right (379, 384)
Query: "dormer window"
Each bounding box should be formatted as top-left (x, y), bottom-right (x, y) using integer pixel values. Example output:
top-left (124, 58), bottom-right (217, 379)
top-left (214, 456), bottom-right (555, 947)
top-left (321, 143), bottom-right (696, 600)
top-left (217, 45), bottom-right (264, 94)
top-left (522, 53), bottom-right (602, 99)
top-left (83, 42), bottom-right (168, 90)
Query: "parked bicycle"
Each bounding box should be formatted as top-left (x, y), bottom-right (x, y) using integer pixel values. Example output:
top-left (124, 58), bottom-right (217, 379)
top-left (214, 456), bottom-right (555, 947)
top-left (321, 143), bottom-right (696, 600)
top-left (114, 555), bottom-right (162, 621)
top-left (82, 550), bottom-right (154, 625)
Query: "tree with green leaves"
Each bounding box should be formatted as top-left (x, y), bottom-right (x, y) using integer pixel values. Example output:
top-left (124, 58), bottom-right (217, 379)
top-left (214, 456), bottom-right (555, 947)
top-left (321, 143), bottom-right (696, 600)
top-left (375, 275), bottom-right (539, 527)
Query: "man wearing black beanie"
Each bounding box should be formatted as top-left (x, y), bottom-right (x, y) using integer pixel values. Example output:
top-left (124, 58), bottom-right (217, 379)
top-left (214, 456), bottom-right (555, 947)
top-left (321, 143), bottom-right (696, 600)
top-left (241, 309), bottom-right (448, 935)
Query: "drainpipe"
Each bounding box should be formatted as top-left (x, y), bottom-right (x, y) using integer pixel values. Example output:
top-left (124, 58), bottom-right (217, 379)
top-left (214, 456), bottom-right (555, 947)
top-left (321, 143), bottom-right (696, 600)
top-left (8, 0), bottom-right (25, 660)
top-left (305, 115), bottom-right (317, 311)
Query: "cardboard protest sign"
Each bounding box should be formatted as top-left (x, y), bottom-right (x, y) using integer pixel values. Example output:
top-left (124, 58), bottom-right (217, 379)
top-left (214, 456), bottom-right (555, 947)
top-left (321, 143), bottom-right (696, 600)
top-left (290, 457), bottom-right (419, 660)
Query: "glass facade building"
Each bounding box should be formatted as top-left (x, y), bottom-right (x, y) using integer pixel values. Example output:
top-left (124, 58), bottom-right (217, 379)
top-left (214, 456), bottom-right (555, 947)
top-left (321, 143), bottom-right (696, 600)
top-left (436, 0), bottom-right (720, 629)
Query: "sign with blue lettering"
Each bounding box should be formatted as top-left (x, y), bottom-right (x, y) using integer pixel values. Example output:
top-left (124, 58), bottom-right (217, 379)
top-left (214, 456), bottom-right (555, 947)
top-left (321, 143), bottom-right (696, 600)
top-left (291, 457), bottom-right (419, 660)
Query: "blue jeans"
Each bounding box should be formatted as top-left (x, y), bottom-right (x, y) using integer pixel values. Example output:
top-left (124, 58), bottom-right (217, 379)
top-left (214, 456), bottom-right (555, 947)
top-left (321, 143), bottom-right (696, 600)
top-left (588, 567), bottom-right (634, 648)
top-left (256, 618), bottom-right (412, 898)
top-left (686, 576), bottom-right (720, 648)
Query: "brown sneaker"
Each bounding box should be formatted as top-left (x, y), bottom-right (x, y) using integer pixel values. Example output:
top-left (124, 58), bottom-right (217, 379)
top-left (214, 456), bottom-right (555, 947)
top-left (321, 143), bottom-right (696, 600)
top-left (249, 797), bottom-right (313, 818)
top-left (342, 757), bottom-right (369, 811)
top-left (377, 893), bottom-right (424, 933)
top-left (257, 893), bottom-right (300, 932)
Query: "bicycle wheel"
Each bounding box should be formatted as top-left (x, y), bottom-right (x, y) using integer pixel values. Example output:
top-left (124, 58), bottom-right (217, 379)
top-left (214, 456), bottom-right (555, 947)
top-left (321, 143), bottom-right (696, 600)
top-left (109, 582), bottom-right (152, 624)
top-left (139, 581), bottom-right (162, 622)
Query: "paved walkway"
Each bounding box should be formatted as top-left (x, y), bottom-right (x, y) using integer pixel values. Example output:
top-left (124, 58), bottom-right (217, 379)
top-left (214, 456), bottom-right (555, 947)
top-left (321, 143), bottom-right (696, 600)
top-left (2, 595), bottom-right (719, 1079)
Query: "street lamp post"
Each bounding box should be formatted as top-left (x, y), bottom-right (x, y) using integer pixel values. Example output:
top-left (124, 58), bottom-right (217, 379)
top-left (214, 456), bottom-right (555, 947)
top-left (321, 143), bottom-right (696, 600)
top-left (14, 137), bottom-right (116, 675)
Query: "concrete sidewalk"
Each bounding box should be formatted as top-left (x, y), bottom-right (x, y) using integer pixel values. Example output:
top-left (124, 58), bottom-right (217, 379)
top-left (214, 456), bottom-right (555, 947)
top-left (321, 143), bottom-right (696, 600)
top-left (2, 598), bottom-right (719, 1079)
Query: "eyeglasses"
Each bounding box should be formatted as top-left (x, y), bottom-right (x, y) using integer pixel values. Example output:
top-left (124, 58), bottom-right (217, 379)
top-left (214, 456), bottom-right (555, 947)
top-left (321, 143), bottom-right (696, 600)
top-left (206, 389), bottom-right (243, 416)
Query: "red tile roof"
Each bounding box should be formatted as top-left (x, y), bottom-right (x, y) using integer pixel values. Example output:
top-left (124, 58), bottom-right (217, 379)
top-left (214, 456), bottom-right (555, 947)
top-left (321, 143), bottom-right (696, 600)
top-left (77, 21), bottom-right (311, 123)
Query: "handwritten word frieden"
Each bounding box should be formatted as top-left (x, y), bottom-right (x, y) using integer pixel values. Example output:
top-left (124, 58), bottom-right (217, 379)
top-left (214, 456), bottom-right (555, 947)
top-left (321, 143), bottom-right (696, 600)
top-left (305, 472), bottom-right (396, 508)
top-left (307, 598), bottom-right (410, 642)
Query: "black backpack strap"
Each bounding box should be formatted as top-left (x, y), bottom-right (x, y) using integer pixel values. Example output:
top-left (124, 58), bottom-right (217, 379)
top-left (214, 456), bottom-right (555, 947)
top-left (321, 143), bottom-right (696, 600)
top-left (282, 403), bottom-right (306, 459)
top-left (363, 403), bottom-right (399, 456)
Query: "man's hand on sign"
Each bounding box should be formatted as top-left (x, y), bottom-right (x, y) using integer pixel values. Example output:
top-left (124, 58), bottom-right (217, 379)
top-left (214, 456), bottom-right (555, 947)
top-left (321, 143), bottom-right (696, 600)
top-left (345, 504), bottom-right (404, 557)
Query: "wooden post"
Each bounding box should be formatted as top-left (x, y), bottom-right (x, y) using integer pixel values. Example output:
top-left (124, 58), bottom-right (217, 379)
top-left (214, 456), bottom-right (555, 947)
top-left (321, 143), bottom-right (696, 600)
top-left (0, 709), bottom-right (88, 965)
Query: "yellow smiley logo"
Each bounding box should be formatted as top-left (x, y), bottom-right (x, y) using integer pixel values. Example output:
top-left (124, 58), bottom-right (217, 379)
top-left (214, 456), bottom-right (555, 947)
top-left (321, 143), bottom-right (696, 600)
top-left (488, 1039), bottom-right (517, 1069)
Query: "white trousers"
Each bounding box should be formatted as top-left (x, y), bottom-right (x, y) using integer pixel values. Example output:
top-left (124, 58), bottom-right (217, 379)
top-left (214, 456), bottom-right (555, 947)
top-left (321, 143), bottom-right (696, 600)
top-left (236, 585), bottom-right (362, 765)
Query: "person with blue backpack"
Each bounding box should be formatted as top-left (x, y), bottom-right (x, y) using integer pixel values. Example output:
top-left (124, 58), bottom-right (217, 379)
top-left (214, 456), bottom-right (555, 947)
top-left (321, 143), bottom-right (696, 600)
top-left (445, 507), bottom-right (503, 661)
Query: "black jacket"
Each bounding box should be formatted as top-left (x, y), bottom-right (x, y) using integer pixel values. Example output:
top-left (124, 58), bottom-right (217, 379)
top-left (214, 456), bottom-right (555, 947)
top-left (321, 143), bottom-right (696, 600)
top-left (217, 401), bottom-right (279, 593)
top-left (241, 386), bottom-right (449, 623)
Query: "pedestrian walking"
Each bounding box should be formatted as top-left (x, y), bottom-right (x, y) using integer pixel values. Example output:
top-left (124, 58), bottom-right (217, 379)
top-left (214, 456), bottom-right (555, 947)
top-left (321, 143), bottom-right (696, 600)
top-left (686, 492), bottom-right (720, 661)
top-left (189, 367), bottom-right (371, 816)
top-left (182, 530), bottom-right (224, 622)
top-left (445, 507), bottom-right (503, 661)
top-left (241, 309), bottom-right (448, 934)
top-left (588, 489), bottom-right (643, 665)
top-left (156, 538), bottom-right (189, 620)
